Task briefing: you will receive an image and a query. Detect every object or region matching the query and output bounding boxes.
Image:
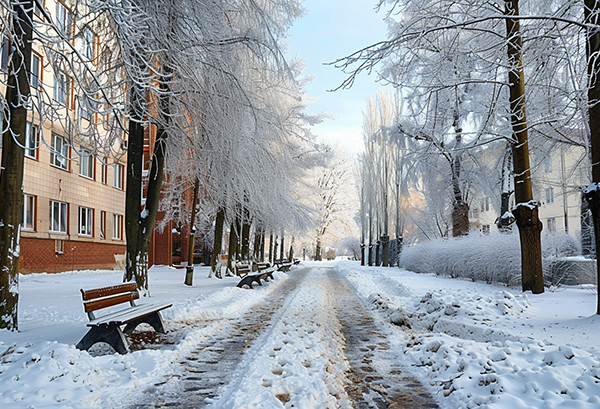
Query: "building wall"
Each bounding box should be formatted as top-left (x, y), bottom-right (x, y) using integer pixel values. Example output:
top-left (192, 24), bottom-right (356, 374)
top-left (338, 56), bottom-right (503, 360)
top-left (0, 0), bottom-right (127, 273)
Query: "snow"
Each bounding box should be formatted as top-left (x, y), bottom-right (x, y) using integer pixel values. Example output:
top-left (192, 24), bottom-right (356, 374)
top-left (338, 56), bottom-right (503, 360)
top-left (2, 261), bottom-right (600, 408)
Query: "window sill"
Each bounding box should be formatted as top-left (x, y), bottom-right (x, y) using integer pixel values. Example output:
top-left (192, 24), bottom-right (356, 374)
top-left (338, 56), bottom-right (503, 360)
top-left (78, 174), bottom-right (95, 181)
top-left (50, 163), bottom-right (70, 172)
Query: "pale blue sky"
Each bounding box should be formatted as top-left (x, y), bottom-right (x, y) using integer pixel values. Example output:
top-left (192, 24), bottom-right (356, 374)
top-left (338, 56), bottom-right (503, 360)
top-left (286, 0), bottom-right (389, 153)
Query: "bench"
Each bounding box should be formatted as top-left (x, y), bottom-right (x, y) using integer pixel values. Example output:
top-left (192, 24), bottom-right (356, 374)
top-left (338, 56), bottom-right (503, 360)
top-left (235, 262), bottom-right (251, 277)
top-left (75, 283), bottom-right (173, 354)
top-left (237, 267), bottom-right (276, 289)
top-left (276, 261), bottom-right (293, 272)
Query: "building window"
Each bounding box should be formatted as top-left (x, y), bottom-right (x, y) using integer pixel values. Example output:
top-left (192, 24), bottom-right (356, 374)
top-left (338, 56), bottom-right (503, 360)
top-left (54, 70), bottom-right (71, 106)
top-left (113, 163), bottom-right (123, 189)
top-left (51, 133), bottom-right (69, 170)
top-left (55, 239), bottom-right (64, 254)
top-left (79, 94), bottom-right (92, 121)
top-left (50, 200), bottom-right (68, 233)
top-left (30, 53), bottom-right (41, 88)
top-left (547, 217), bottom-right (557, 232)
top-left (100, 210), bottom-right (106, 238)
top-left (22, 194), bottom-right (36, 230)
top-left (545, 187), bottom-right (554, 204)
top-left (56, 2), bottom-right (73, 35)
top-left (50, 133), bottom-right (69, 169)
top-left (82, 26), bottom-right (96, 61)
top-left (1, 37), bottom-right (9, 71)
top-left (79, 206), bottom-right (93, 236)
top-left (78, 148), bottom-right (94, 178)
top-left (112, 214), bottom-right (123, 240)
top-left (25, 122), bottom-right (39, 159)
top-left (544, 156), bottom-right (552, 173)
top-left (100, 158), bottom-right (108, 184)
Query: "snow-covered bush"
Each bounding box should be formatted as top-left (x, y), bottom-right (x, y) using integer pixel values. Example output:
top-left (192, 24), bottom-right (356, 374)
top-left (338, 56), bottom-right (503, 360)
top-left (399, 232), bottom-right (581, 287)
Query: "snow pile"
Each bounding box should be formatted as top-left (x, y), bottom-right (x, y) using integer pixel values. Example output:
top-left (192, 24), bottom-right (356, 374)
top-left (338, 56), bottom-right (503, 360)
top-left (0, 341), bottom-right (173, 408)
top-left (0, 266), bottom-right (288, 408)
top-left (400, 232), bottom-right (579, 286)
top-left (405, 334), bottom-right (600, 408)
top-left (340, 261), bottom-right (600, 409)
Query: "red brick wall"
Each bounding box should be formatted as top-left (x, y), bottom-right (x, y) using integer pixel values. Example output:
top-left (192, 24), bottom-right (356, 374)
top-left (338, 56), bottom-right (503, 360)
top-left (20, 237), bottom-right (126, 274)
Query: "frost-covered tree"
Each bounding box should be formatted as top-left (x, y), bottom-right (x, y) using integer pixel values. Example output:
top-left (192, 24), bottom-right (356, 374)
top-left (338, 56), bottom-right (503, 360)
top-left (335, 0), bottom-right (591, 293)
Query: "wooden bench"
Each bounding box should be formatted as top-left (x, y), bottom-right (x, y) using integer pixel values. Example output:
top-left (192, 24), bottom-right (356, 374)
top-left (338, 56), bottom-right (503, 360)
top-left (235, 262), bottom-right (251, 277)
top-left (76, 283), bottom-right (173, 354)
top-left (276, 261), bottom-right (293, 272)
top-left (237, 267), bottom-right (276, 289)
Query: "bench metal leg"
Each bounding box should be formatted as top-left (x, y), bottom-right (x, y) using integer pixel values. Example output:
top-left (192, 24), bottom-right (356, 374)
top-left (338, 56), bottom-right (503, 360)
top-left (76, 324), bottom-right (129, 354)
top-left (123, 312), bottom-right (166, 334)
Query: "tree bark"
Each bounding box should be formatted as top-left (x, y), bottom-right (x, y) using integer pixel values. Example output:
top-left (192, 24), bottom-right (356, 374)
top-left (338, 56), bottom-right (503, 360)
top-left (268, 232), bottom-right (274, 264)
top-left (584, 0), bottom-right (600, 313)
top-left (505, 0), bottom-right (544, 294)
top-left (0, 0), bottom-right (33, 331)
top-left (315, 237), bottom-right (321, 261)
top-left (184, 178), bottom-right (200, 286)
top-left (280, 233), bottom-right (285, 262)
top-left (381, 234), bottom-right (389, 267)
top-left (124, 63), bottom-right (171, 293)
top-left (241, 210), bottom-right (250, 261)
top-left (227, 219), bottom-right (239, 275)
top-left (210, 208), bottom-right (225, 277)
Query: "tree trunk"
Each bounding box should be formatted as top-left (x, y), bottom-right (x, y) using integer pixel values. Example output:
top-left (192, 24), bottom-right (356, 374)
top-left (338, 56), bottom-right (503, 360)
top-left (124, 62), bottom-right (171, 293)
top-left (315, 237), bottom-right (321, 261)
top-left (210, 208), bottom-right (225, 277)
top-left (584, 0), bottom-right (600, 313)
top-left (505, 0), bottom-right (544, 294)
top-left (184, 178), bottom-right (200, 286)
top-left (497, 146), bottom-right (514, 232)
top-left (0, 0), bottom-right (33, 331)
top-left (288, 236), bottom-right (295, 262)
top-left (450, 123), bottom-right (469, 237)
top-left (381, 234), bottom-right (389, 267)
top-left (241, 211), bottom-right (250, 261)
top-left (280, 233), bottom-right (285, 262)
top-left (227, 219), bottom-right (239, 275)
top-left (269, 232), bottom-right (274, 264)
top-left (273, 235), bottom-right (279, 263)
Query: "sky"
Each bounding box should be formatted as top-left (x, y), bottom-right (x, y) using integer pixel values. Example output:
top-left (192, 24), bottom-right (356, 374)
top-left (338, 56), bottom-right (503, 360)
top-left (286, 0), bottom-right (390, 154)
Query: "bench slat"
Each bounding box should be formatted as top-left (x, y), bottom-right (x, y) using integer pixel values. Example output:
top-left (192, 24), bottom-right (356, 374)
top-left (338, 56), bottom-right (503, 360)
top-left (84, 291), bottom-right (139, 313)
top-left (81, 283), bottom-right (137, 301)
top-left (89, 303), bottom-right (173, 326)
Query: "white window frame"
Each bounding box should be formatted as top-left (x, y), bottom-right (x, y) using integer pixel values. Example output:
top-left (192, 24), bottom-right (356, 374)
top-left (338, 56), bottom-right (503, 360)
top-left (50, 200), bottom-right (68, 234)
top-left (100, 210), bottom-right (106, 238)
top-left (544, 156), bottom-right (553, 173)
top-left (54, 70), bottom-right (70, 106)
top-left (30, 53), bottom-right (40, 88)
top-left (547, 217), bottom-right (557, 232)
top-left (112, 214), bottom-right (123, 240)
top-left (25, 122), bottom-right (39, 159)
top-left (100, 157), bottom-right (108, 184)
top-left (51, 133), bottom-right (69, 170)
top-left (78, 148), bottom-right (94, 178)
top-left (82, 26), bottom-right (95, 61)
top-left (78, 206), bottom-right (93, 236)
top-left (113, 163), bottom-right (123, 189)
top-left (545, 187), bottom-right (554, 204)
top-left (22, 194), bottom-right (35, 230)
top-left (56, 2), bottom-right (72, 35)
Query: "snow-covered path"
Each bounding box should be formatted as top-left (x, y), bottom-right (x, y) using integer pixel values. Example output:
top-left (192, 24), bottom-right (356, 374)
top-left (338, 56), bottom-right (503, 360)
top-left (123, 266), bottom-right (437, 408)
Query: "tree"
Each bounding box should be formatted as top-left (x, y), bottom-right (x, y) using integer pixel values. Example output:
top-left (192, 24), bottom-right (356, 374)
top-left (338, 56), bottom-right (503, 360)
top-left (0, 0), bottom-right (34, 330)
top-left (333, 0), bottom-right (567, 293)
top-left (584, 0), bottom-right (600, 314)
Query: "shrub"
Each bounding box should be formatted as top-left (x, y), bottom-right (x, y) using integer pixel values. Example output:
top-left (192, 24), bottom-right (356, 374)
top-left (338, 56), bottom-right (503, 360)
top-left (399, 231), bottom-right (581, 287)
